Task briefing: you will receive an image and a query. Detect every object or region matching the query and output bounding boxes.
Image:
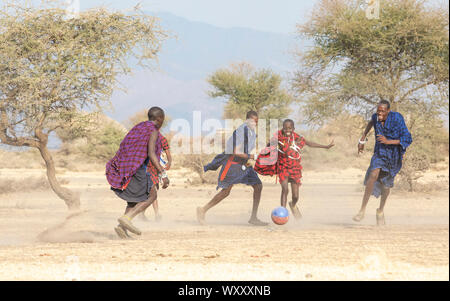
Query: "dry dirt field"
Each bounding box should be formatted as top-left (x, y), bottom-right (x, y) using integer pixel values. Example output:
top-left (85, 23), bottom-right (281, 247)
top-left (0, 166), bottom-right (448, 281)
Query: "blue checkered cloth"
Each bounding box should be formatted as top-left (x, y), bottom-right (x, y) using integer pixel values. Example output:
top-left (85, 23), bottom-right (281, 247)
top-left (364, 112), bottom-right (412, 197)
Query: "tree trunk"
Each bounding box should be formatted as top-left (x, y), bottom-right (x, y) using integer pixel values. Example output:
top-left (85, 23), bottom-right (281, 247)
top-left (37, 143), bottom-right (80, 210)
top-left (196, 157), bottom-right (207, 184)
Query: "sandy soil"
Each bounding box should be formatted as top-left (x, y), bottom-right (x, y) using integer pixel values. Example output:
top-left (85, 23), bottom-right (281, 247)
top-left (0, 167), bottom-right (448, 281)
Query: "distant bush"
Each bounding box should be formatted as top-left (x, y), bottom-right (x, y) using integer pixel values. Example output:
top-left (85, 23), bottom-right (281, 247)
top-left (57, 113), bottom-right (127, 162)
top-left (0, 175), bottom-right (69, 195)
top-left (398, 115), bottom-right (449, 191)
top-left (177, 153), bottom-right (218, 185)
top-left (81, 126), bottom-right (126, 161)
top-left (299, 114), bottom-right (373, 170)
top-left (0, 148), bottom-right (45, 169)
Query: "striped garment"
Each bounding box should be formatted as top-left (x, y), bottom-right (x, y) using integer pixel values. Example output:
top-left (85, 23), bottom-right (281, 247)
top-left (106, 121), bottom-right (162, 189)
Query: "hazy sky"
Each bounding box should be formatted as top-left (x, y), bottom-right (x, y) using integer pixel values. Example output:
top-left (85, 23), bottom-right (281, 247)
top-left (79, 0), bottom-right (317, 34)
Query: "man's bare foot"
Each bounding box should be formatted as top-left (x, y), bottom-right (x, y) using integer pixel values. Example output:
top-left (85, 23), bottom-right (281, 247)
top-left (114, 224), bottom-right (132, 239)
top-left (118, 215), bottom-right (142, 235)
top-left (376, 209), bottom-right (385, 226)
top-left (197, 207), bottom-right (206, 225)
top-left (248, 218), bottom-right (269, 226)
top-left (353, 211), bottom-right (365, 222)
top-left (289, 201), bottom-right (302, 220)
top-left (155, 214), bottom-right (162, 222)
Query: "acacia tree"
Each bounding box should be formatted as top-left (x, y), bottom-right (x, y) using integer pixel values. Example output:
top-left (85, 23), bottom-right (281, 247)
top-left (293, 0), bottom-right (449, 188)
top-left (0, 1), bottom-right (167, 210)
top-left (208, 62), bottom-right (293, 121)
top-left (293, 0), bottom-right (448, 124)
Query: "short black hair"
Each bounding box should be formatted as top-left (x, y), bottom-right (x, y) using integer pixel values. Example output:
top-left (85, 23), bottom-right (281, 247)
top-left (148, 107), bottom-right (165, 121)
top-left (246, 111), bottom-right (258, 119)
top-left (283, 119), bottom-right (295, 127)
top-left (378, 100), bottom-right (391, 109)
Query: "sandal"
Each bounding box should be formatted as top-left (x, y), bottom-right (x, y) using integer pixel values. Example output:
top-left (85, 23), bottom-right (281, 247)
top-left (114, 225), bottom-right (129, 239)
top-left (118, 215), bottom-right (142, 235)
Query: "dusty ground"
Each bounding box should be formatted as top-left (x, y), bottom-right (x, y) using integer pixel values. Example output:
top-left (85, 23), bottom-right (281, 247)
top-left (0, 166), bottom-right (448, 281)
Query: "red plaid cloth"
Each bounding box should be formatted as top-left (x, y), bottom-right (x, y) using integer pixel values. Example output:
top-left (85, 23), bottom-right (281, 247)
top-left (160, 135), bottom-right (170, 150)
top-left (255, 131), bottom-right (305, 184)
top-left (146, 163), bottom-right (160, 186)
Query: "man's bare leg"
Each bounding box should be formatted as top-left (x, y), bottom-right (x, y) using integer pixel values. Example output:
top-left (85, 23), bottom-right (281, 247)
top-left (289, 182), bottom-right (302, 219)
top-left (138, 199), bottom-right (160, 222)
top-left (118, 186), bottom-right (158, 235)
top-left (353, 168), bottom-right (381, 222)
top-left (153, 200), bottom-right (162, 221)
top-left (280, 179), bottom-right (289, 208)
top-left (248, 184), bottom-right (267, 226)
top-left (377, 185), bottom-right (390, 225)
top-left (197, 185), bottom-right (233, 225)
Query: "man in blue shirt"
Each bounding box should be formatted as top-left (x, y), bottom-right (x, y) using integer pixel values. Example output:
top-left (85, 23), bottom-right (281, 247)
top-left (353, 100), bottom-right (412, 225)
top-left (198, 111), bottom-right (268, 226)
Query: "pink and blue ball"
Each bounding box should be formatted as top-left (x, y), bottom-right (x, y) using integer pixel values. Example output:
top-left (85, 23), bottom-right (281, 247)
top-left (271, 207), bottom-right (289, 225)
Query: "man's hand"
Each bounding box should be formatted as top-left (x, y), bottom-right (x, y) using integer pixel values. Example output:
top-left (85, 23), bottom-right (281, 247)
top-left (165, 161), bottom-right (171, 171)
top-left (358, 143), bottom-right (364, 154)
top-left (376, 135), bottom-right (389, 144)
top-left (326, 140), bottom-right (335, 149)
top-left (162, 177), bottom-right (170, 189)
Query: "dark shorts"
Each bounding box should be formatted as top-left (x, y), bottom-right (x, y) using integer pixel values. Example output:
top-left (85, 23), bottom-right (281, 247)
top-left (112, 161), bottom-right (156, 203)
top-left (217, 162), bottom-right (262, 190)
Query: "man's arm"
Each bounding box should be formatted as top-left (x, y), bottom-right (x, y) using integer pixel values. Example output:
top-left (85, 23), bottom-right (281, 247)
top-left (231, 126), bottom-right (255, 160)
top-left (376, 136), bottom-right (400, 145)
top-left (165, 149), bottom-right (172, 170)
top-left (305, 139), bottom-right (335, 149)
top-left (148, 131), bottom-right (164, 173)
top-left (361, 119), bottom-right (374, 141)
top-left (358, 119), bottom-right (374, 154)
top-left (376, 115), bottom-right (412, 148)
top-left (149, 132), bottom-right (169, 189)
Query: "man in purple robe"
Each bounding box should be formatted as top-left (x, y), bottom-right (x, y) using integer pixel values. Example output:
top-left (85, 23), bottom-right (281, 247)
top-left (106, 107), bottom-right (169, 238)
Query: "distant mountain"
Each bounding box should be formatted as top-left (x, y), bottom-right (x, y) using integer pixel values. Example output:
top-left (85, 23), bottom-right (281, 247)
top-left (107, 12), bottom-right (301, 125)
top-left (154, 12), bottom-right (297, 81)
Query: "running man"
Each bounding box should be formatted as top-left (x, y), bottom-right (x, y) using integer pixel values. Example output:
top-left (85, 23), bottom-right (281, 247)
top-left (197, 111), bottom-right (268, 226)
top-left (353, 100), bottom-right (412, 225)
top-left (106, 107), bottom-right (170, 238)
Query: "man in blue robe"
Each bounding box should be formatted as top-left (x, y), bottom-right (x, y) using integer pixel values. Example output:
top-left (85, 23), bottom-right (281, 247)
top-left (353, 100), bottom-right (412, 225)
top-left (197, 111), bottom-right (268, 226)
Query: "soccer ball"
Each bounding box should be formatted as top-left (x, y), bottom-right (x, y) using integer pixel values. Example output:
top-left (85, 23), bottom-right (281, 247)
top-left (271, 207), bottom-right (289, 225)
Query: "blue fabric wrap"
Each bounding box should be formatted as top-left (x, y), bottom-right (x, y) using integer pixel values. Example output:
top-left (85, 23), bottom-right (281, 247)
top-left (204, 123), bottom-right (261, 189)
top-left (364, 111), bottom-right (412, 197)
